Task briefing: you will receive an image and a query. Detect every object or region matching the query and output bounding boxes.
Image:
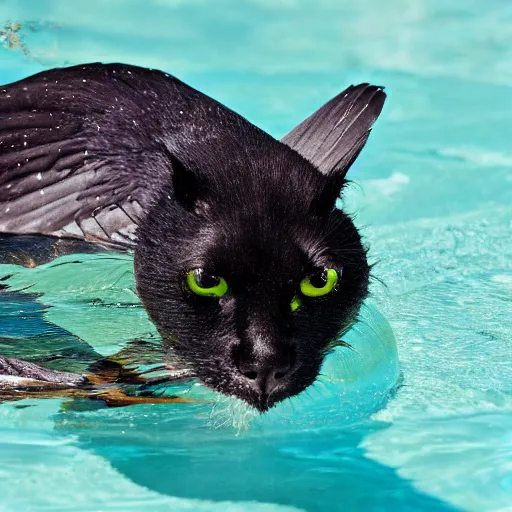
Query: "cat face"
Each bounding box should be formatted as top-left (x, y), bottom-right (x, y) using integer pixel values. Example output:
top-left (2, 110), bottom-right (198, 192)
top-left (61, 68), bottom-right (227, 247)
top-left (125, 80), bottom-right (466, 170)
top-left (134, 150), bottom-right (370, 412)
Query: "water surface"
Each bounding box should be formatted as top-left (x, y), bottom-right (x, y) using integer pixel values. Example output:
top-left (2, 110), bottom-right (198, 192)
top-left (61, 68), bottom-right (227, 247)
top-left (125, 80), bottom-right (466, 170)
top-left (0, 1), bottom-right (511, 511)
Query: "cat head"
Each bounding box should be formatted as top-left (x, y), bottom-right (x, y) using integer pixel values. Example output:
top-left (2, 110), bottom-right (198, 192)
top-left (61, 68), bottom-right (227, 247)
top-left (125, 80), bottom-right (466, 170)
top-left (134, 84), bottom-right (384, 411)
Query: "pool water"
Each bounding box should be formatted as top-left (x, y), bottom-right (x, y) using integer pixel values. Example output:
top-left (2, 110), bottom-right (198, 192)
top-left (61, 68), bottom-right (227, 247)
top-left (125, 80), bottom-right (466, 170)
top-left (0, 1), bottom-right (511, 511)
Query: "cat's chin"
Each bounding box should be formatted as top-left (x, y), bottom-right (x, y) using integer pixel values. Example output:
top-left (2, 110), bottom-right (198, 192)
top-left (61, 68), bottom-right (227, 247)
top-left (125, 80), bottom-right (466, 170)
top-left (160, 359), bottom-right (312, 412)
top-left (203, 372), bottom-right (315, 413)
top-left (161, 337), bottom-right (321, 412)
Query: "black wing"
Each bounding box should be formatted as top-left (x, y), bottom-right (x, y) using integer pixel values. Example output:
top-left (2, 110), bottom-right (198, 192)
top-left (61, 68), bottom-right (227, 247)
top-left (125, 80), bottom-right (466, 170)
top-left (0, 63), bottom-right (229, 247)
top-left (281, 84), bottom-right (386, 178)
top-left (0, 64), bottom-right (385, 249)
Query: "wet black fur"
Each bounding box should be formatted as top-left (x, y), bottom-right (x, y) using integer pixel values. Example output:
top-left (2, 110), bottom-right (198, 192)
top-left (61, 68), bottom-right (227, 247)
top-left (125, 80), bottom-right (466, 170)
top-left (0, 63), bottom-right (385, 411)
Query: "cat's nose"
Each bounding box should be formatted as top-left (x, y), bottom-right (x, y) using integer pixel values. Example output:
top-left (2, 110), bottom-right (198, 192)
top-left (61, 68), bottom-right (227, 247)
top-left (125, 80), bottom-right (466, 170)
top-left (238, 362), bottom-right (293, 396)
top-left (236, 348), bottom-right (295, 396)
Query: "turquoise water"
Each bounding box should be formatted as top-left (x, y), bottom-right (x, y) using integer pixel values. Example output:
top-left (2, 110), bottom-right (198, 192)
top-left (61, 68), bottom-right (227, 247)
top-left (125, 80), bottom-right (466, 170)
top-left (1, 1), bottom-right (511, 511)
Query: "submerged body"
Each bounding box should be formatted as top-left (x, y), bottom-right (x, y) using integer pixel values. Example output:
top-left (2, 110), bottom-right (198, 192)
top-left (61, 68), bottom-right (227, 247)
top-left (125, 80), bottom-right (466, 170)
top-left (0, 63), bottom-right (385, 411)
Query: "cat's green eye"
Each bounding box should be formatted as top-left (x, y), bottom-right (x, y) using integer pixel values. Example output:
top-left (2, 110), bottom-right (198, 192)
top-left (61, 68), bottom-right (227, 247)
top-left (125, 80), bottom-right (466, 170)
top-left (186, 269), bottom-right (228, 297)
top-left (300, 268), bottom-right (339, 297)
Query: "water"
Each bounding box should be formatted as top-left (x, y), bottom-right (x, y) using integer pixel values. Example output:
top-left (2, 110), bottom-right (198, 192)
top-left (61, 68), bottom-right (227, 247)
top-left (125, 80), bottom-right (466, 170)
top-left (0, 1), bottom-right (511, 511)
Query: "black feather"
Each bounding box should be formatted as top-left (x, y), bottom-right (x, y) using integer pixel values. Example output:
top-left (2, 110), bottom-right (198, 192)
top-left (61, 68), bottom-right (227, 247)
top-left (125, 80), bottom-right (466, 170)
top-left (282, 83), bottom-right (386, 178)
top-left (0, 63), bottom-right (247, 245)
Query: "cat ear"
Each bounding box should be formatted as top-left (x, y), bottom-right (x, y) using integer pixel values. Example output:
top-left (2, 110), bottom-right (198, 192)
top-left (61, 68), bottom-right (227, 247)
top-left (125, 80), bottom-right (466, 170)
top-left (282, 83), bottom-right (386, 207)
top-left (169, 153), bottom-right (208, 213)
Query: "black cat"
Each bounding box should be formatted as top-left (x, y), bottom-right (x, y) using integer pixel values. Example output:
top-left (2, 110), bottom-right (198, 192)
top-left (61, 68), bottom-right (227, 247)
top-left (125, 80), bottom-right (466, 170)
top-left (0, 64), bottom-right (385, 411)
